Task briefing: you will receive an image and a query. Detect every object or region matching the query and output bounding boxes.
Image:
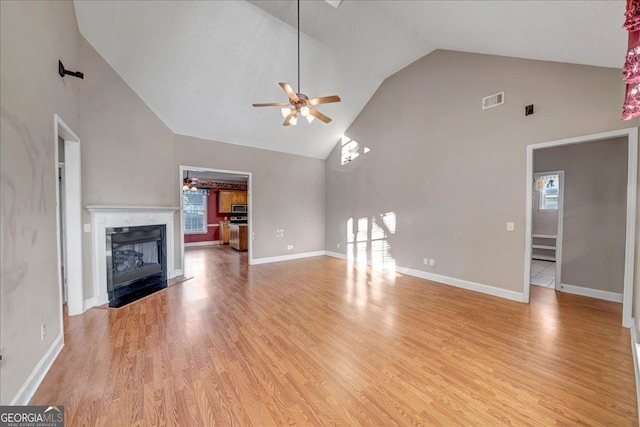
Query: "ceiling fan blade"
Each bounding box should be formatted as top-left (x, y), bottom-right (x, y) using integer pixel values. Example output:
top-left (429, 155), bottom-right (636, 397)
top-left (279, 83), bottom-right (299, 102)
top-left (308, 108), bottom-right (332, 123)
top-left (307, 95), bottom-right (341, 106)
top-left (253, 102), bottom-right (290, 107)
top-left (283, 112), bottom-right (294, 126)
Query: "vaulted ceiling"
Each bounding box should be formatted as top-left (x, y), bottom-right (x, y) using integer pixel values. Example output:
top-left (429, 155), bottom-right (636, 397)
top-left (74, 1), bottom-right (626, 159)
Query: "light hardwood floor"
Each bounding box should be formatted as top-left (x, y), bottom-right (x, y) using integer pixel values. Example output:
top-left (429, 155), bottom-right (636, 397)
top-left (31, 246), bottom-right (637, 426)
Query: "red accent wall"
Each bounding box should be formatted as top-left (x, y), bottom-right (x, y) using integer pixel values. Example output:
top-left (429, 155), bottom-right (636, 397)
top-left (184, 191), bottom-right (230, 243)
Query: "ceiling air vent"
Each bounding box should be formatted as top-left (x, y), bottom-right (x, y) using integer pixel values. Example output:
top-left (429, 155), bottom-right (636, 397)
top-left (482, 91), bottom-right (504, 110)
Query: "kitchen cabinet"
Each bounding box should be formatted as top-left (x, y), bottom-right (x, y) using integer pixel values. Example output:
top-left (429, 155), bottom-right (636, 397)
top-left (229, 224), bottom-right (248, 251)
top-left (218, 191), bottom-right (248, 213)
top-left (219, 221), bottom-right (230, 245)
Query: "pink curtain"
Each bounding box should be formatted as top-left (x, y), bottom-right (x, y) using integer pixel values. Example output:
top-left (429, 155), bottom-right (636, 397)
top-left (622, 0), bottom-right (640, 120)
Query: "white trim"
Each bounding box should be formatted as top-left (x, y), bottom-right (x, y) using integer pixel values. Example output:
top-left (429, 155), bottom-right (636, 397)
top-left (185, 240), bottom-right (220, 247)
top-left (83, 297), bottom-right (96, 311)
top-left (556, 171), bottom-right (565, 291)
top-left (532, 234), bottom-right (557, 239)
top-left (631, 321), bottom-right (640, 418)
top-left (86, 205), bottom-right (179, 212)
top-left (558, 283), bottom-right (624, 303)
top-left (395, 267), bottom-right (524, 302)
top-left (55, 114), bottom-right (83, 317)
top-left (9, 334), bottom-right (63, 405)
top-left (323, 252), bottom-right (525, 302)
top-left (623, 127), bottom-right (638, 327)
top-left (252, 251), bottom-right (326, 265)
top-left (207, 224), bottom-right (219, 227)
top-left (523, 127), bottom-right (638, 327)
top-left (172, 269), bottom-right (184, 277)
top-left (325, 250), bottom-right (347, 260)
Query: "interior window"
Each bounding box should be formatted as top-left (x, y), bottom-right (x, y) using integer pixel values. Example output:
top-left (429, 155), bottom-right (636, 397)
top-left (184, 189), bottom-right (208, 234)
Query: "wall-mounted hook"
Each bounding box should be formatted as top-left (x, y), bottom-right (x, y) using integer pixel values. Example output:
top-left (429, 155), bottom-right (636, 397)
top-left (58, 60), bottom-right (84, 79)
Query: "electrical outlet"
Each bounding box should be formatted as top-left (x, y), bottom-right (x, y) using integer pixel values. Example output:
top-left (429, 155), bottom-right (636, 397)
top-left (41, 323), bottom-right (46, 341)
top-left (429, 259), bottom-right (436, 267)
top-left (507, 222), bottom-right (515, 232)
top-left (423, 258), bottom-right (428, 265)
top-left (337, 243), bottom-right (340, 249)
top-left (287, 244), bottom-right (293, 251)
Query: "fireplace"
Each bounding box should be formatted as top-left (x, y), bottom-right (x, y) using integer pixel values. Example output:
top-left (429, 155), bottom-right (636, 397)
top-left (106, 224), bottom-right (167, 307)
top-left (86, 205), bottom-right (179, 310)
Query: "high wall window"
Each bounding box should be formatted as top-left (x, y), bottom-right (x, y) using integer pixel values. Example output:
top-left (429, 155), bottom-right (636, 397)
top-left (184, 189), bottom-right (208, 234)
top-left (341, 136), bottom-right (359, 165)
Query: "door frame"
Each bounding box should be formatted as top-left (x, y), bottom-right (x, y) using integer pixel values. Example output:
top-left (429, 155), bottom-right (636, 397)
top-left (178, 165), bottom-right (253, 272)
top-left (531, 170), bottom-right (564, 290)
top-left (54, 114), bottom-right (83, 317)
top-left (523, 127), bottom-right (638, 327)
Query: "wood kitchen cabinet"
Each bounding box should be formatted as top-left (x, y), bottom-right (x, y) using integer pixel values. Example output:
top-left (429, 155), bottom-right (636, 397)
top-left (229, 224), bottom-right (248, 251)
top-left (219, 221), bottom-right (230, 245)
top-left (218, 191), bottom-right (248, 213)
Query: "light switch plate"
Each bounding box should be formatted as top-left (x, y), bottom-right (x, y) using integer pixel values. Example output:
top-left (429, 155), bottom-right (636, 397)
top-left (83, 223), bottom-right (91, 233)
top-left (507, 222), bottom-right (515, 232)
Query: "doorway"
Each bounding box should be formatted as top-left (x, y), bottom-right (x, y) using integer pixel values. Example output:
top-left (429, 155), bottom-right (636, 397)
top-left (523, 127), bottom-right (638, 327)
top-left (530, 171), bottom-right (564, 291)
top-left (54, 114), bottom-right (83, 318)
top-left (178, 166), bottom-right (253, 277)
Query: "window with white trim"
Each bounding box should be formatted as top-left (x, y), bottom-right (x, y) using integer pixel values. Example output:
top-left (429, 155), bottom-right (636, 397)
top-left (341, 136), bottom-right (359, 165)
top-left (184, 189), bottom-right (208, 234)
top-left (536, 174), bottom-right (559, 211)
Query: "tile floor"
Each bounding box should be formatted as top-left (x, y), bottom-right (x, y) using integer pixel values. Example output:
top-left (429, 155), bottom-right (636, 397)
top-left (531, 260), bottom-right (556, 288)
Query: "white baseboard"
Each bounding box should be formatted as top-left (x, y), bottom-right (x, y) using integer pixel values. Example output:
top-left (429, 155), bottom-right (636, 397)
top-left (251, 251), bottom-right (326, 265)
top-left (10, 334), bottom-right (64, 405)
top-left (323, 251), bottom-right (525, 302)
top-left (631, 320), bottom-right (640, 419)
top-left (171, 269), bottom-right (184, 278)
top-left (559, 283), bottom-right (623, 303)
top-left (184, 241), bottom-right (220, 247)
top-left (83, 297), bottom-right (96, 311)
top-left (324, 250), bottom-right (347, 260)
top-left (396, 267), bottom-right (525, 302)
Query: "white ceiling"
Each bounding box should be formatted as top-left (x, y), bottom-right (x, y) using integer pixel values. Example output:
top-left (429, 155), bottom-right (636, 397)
top-left (74, 1), bottom-right (627, 160)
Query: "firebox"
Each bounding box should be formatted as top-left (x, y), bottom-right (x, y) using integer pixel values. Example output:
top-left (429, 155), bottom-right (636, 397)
top-left (106, 224), bottom-right (167, 307)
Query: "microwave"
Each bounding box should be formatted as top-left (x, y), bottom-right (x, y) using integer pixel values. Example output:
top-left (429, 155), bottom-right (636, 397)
top-left (231, 204), bottom-right (247, 214)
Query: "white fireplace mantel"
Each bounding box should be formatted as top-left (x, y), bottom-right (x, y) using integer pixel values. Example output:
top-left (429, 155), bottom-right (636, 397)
top-left (86, 205), bottom-right (180, 308)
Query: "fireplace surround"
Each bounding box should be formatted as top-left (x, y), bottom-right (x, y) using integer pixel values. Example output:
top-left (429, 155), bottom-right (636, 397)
top-left (87, 206), bottom-right (179, 308)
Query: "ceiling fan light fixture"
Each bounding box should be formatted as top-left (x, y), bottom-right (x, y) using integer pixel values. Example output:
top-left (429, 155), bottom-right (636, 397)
top-left (251, 0), bottom-right (340, 126)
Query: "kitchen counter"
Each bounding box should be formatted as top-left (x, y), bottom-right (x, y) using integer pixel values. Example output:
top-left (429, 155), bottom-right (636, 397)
top-left (229, 224), bottom-right (248, 251)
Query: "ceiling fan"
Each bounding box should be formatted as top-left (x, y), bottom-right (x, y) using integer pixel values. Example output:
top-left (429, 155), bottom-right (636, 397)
top-left (252, 0), bottom-right (341, 126)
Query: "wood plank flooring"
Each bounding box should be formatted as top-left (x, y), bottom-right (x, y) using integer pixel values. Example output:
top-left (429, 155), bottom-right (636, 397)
top-left (31, 246), bottom-right (638, 426)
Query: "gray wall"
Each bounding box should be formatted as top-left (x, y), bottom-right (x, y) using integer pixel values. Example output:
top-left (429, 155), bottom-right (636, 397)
top-left (1, 0), bottom-right (81, 404)
top-left (77, 35), bottom-right (178, 297)
top-left (0, 0), bottom-right (326, 404)
top-left (175, 135), bottom-right (326, 259)
top-left (326, 49), bottom-right (632, 293)
top-left (535, 138), bottom-right (628, 294)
